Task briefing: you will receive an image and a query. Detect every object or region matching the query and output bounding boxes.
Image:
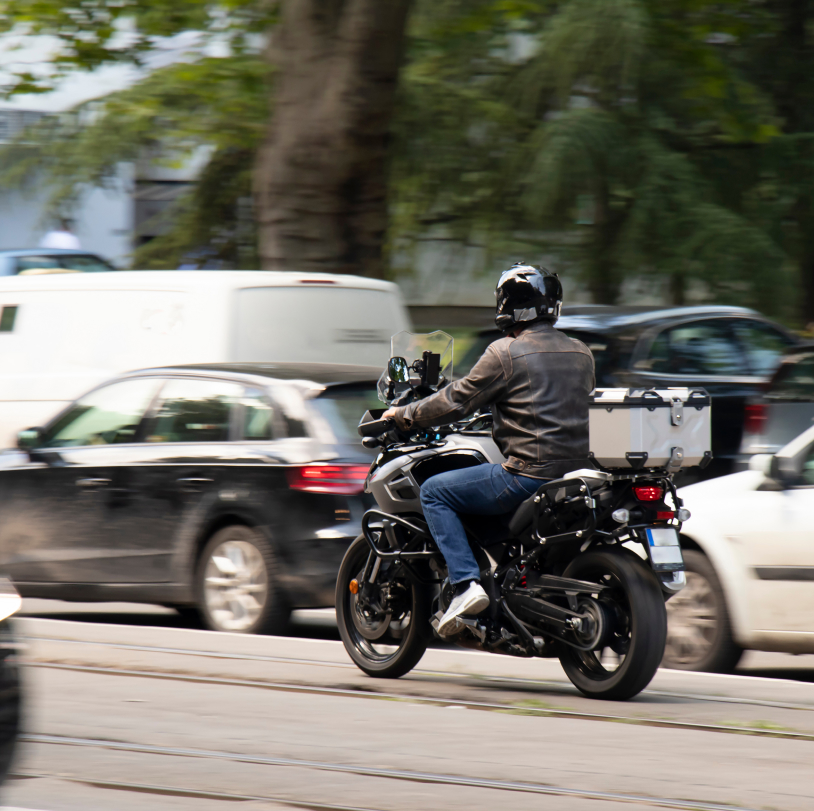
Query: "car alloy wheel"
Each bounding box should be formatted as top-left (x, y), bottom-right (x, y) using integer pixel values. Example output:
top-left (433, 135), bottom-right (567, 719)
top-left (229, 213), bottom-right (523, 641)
top-left (662, 549), bottom-right (742, 673)
top-left (664, 570), bottom-right (717, 665)
top-left (203, 537), bottom-right (269, 632)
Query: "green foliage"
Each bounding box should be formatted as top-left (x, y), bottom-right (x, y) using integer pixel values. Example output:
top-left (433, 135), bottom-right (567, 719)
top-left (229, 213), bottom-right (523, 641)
top-left (0, 0), bottom-right (273, 95)
top-left (1, 0), bottom-right (813, 319)
top-left (394, 0), bottom-right (794, 313)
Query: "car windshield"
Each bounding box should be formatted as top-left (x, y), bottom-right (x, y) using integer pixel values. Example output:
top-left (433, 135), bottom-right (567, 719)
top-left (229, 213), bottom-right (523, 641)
top-left (310, 383), bottom-right (382, 444)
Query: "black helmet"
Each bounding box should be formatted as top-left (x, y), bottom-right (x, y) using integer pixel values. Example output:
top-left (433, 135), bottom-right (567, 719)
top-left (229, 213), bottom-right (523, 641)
top-left (495, 263), bottom-right (563, 331)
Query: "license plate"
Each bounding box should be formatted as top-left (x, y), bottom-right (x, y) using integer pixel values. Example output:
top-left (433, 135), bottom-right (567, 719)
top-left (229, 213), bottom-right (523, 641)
top-left (646, 527), bottom-right (684, 568)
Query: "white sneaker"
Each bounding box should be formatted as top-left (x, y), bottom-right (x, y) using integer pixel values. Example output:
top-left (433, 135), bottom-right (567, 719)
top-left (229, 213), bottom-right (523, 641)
top-left (438, 581), bottom-right (490, 636)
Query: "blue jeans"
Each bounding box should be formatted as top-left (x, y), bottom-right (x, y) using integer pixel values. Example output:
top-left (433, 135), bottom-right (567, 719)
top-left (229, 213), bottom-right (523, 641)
top-left (420, 464), bottom-right (542, 585)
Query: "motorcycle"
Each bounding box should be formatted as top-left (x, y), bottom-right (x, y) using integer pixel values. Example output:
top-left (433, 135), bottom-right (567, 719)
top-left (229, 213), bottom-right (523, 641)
top-left (336, 332), bottom-right (691, 700)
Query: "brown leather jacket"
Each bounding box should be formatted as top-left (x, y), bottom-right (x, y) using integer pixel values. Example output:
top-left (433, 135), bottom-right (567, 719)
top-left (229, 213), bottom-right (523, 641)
top-left (393, 321), bottom-right (595, 479)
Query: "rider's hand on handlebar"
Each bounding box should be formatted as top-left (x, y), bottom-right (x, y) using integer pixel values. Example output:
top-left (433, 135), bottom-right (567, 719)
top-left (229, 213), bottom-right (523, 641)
top-left (382, 407), bottom-right (399, 421)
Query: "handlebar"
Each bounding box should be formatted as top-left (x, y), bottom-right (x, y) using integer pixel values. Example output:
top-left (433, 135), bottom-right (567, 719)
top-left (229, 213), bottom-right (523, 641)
top-left (358, 417), bottom-right (395, 438)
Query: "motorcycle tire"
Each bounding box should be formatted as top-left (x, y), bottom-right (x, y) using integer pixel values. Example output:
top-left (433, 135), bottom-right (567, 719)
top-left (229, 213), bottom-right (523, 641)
top-left (559, 549), bottom-right (667, 701)
top-left (336, 535), bottom-right (431, 679)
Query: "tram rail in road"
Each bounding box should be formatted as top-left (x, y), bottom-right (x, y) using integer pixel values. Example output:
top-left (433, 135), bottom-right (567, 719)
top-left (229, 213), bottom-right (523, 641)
top-left (4, 615), bottom-right (814, 810)
top-left (11, 733), bottom-right (773, 811)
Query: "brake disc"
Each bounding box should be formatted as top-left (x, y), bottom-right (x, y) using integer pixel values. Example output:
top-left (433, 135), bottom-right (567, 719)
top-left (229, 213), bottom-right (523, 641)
top-left (350, 591), bottom-right (392, 641)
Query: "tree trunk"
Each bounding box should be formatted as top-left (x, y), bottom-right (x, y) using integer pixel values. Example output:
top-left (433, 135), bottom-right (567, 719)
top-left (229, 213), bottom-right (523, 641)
top-left (587, 179), bottom-right (621, 304)
top-left (254, 0), bottom-right (413, 277)
top-left (669, 272), bottom-right (685, 306)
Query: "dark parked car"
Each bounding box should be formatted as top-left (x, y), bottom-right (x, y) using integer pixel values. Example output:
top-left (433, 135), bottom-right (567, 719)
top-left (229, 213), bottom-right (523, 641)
top-left (0, 249), bottom-right (117, 275)
top-left (740, 343), bottom-right (814, 459)
top-left (0, 363), bottom-right (381, 633)
top-left (458, 305), bottom-right (799, 478)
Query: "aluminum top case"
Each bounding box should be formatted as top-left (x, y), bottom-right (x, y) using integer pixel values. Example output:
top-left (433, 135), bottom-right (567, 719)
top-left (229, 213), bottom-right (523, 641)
top-left (588, 388), bottom-right (711, 471)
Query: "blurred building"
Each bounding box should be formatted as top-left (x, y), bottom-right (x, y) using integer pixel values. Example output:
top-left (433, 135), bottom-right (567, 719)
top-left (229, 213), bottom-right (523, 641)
top-left (0, 108), bottom-right (133, 265)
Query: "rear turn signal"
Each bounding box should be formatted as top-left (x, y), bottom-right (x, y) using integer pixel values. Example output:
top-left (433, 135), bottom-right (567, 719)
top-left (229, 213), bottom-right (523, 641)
top-left (286, 465), bottom-right (369, 495)
top-left (612, 509), bottom-right (629, 524)
top-left (633, 485), bottom-right (663, 501)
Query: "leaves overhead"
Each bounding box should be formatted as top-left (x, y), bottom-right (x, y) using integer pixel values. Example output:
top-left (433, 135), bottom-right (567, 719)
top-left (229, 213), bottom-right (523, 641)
top-left (0, 0), bottom-right (812, 319)
top-left (0, 0), bottom-right (272, 95)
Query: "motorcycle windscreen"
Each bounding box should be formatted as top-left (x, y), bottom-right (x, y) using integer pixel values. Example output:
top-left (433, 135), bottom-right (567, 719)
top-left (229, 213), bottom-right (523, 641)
top-left (377, 330), bottom-right (454, 404)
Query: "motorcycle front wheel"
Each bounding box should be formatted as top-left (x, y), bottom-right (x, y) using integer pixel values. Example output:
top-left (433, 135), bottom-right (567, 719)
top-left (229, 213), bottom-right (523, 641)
top-left (559, 549), bottom-right (667, 701)
top-left (336, 535), bottom-right (431, 679)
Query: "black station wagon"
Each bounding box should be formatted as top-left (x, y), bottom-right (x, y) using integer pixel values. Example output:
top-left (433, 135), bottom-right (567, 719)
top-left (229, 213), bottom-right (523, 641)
top-left (0, 363), bottom-right (380, 633)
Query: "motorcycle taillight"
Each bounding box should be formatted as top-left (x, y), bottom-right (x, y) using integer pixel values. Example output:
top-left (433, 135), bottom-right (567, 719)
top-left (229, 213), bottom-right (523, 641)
top-left (286, 465), bottom-right (369, 495)
top-left (633, 485), bottom-right (663, 502)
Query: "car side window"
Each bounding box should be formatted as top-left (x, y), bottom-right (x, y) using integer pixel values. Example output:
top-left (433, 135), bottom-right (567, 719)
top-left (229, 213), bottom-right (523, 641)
top-left (146, 378), bottom-right (243, 443)
top-left (731, 320), bottom-right (794, 377)
top-left (270, 386), bottom-right (309, 438)
top-left (241, 389), bottom-right (276, 440)
top-left (41, 378), bottom-right (162, 448)
top-left (767, 355), bottom-right (814, 401)
top-left (59, 254), bottom-right (115, 272)
top-left (640, 320), bottom-right (746, 376)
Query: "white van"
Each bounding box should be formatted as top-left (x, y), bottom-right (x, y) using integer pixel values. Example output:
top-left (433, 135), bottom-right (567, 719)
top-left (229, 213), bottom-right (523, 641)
top-left (0, 270), bottom-right (409, 446)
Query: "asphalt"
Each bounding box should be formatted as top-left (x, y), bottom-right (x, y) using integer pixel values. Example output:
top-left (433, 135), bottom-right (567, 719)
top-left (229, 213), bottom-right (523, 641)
top-left (18, 598), bottom-right (814, 681)
top-left (1, 609), bottom-right (813, 810)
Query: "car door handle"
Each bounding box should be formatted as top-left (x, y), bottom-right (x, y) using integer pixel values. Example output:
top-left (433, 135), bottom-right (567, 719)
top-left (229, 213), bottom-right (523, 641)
top-left (176, 477), bottom-right (214, 490)
top-left (75, 478), bottom-right (111, 488)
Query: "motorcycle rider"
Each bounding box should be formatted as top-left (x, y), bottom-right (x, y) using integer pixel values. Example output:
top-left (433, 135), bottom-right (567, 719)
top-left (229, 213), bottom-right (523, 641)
top-left (383, 264), bottom-right (595, 634)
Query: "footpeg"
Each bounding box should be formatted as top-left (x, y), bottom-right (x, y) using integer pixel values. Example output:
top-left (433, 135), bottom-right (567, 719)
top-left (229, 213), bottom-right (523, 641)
top-left (456, 616), bottom-right (487, 642)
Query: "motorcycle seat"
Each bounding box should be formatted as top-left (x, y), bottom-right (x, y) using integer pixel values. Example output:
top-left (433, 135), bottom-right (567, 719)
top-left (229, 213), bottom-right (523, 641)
top-left (508, 495), bottom-right (537, 535)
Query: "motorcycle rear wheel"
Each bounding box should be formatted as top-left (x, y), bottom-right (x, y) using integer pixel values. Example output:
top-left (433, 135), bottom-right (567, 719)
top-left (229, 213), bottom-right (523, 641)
top-left (559, 549), bottom-right (667, 701)
top-left (336, 535), bottom-right (431, 679)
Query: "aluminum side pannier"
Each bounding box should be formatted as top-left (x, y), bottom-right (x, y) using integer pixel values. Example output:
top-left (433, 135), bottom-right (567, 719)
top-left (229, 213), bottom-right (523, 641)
top-left (589, 388), bottom-right (711, 470)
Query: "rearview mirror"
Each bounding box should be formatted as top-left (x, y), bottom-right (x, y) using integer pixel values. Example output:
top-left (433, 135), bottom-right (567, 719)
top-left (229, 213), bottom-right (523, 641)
top-left (16, 428), bottom-right (42, 451)
top-left (388, 356), bottom-right (410, 384)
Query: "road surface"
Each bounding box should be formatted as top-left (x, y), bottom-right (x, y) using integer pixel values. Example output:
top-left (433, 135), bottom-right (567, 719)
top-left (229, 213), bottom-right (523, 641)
top-left (1, 612), bottom-right (813, 810)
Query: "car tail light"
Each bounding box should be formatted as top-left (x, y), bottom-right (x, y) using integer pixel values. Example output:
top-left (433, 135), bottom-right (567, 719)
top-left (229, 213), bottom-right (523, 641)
top-left (286, 465), bottom-right (369, 495)
top-left (743, 403), bottom-right (767, 435)
top-left (633, 485), bottom-right (663, 501)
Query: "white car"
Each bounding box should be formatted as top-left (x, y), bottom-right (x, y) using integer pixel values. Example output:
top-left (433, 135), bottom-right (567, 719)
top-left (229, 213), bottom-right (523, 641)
top-left (665, 425), bottom-right (814, 671)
